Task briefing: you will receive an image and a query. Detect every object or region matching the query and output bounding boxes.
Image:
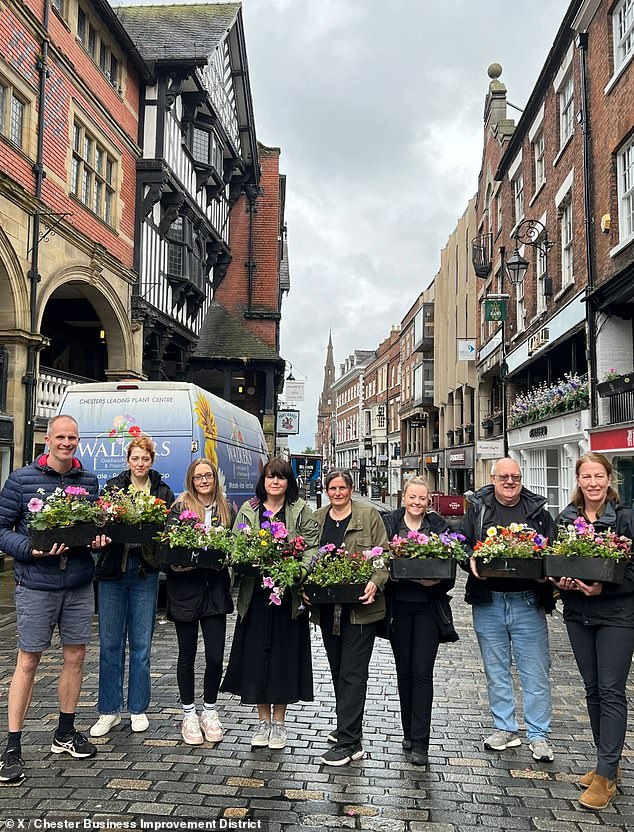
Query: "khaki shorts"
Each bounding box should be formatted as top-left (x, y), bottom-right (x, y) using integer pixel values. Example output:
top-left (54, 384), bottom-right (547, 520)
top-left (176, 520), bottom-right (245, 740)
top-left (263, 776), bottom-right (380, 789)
top-left (15, 582), bottom-right (94, 652)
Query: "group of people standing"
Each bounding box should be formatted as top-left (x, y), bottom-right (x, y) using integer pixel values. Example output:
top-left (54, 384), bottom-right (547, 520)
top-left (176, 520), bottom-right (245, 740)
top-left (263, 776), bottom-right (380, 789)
top-left (0, 415), bottom-right (632, 814)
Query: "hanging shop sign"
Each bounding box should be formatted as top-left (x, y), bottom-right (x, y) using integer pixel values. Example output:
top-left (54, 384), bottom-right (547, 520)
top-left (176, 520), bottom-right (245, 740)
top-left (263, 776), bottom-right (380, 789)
top-left (476, 439), bottom-right (505, 459)
top-left (284, 380), bottom-right (305, 402)
top-left (457, 339), bottom-right (476, 361)
top-left (484, 299), bottom-right (507, 322)
top-left (277, 409), bottom-right (300, 435)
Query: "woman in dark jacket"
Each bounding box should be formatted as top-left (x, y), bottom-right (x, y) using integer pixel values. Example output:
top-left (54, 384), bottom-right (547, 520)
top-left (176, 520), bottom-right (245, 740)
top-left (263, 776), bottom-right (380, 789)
top-left (383, 476), bottom-right (458, 766)
top-left (552, 452), bottom-right (634, 811)
top-left (90, 435), bottom-right (174, 738)
top-left (166, 459), bottom-right (234, 746)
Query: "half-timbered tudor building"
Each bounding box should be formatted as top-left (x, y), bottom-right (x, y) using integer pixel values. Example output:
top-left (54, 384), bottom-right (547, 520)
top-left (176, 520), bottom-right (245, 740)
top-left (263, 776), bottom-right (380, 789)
top-left (114, 2), bottom-right (260, 381)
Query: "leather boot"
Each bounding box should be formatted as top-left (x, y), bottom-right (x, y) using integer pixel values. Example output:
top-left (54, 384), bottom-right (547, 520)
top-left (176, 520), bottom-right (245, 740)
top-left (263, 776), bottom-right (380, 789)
top-left (578, 774), bottom-right (617, 810)
top-left (578, 765), bottom-right (621, 788)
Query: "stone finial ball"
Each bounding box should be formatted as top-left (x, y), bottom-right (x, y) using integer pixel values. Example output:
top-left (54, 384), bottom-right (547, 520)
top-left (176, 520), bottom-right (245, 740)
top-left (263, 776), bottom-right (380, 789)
top-left (488, 63), bottom-right (503, 79)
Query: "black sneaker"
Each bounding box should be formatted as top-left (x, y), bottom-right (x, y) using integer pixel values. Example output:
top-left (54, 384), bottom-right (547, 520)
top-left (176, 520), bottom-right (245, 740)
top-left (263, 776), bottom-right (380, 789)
top-left (319, 743), bottom-right (365, 767)
top-left (51, 730), bottom-right (97, 759)
top-left (402, 738), bottom-right (412, 751)
top-left (0, 749), bottom-right (25, 782)
top-left (327, 729), bottom-right (338, 743)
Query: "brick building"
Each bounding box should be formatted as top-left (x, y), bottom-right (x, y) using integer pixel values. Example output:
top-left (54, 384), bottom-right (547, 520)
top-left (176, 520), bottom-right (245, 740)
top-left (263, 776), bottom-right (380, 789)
top-left (0, 0), bottom-right (148, 473)
top-left (331, 350), bottom-right (374, 490)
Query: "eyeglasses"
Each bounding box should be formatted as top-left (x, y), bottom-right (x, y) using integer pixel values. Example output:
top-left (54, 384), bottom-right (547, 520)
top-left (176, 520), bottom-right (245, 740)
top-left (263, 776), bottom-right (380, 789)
top-left (192, 473), bottom-right (214, 482)
top-left (493, 474), bottom-right (522, 483)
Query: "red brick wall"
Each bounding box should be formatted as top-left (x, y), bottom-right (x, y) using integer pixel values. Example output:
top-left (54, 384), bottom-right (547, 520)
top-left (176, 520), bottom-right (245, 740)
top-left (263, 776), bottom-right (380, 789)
top-left (217, 147), bottom-right (282, 350)
top-left (2, 0), bottom-right (140, 268)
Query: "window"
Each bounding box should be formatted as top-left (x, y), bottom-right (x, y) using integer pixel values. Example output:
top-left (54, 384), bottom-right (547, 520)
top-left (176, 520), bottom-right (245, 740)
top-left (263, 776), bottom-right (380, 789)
top-left (560, 74), bottom-right (574, 147)
top-left (70, 120), bottom-right (117, 225)
top-left (516, 270), bottom-right (525, 333)
top-left (617, 136), bottom-right (634, 242)
top-left (0, 82), bottom-right (26, 148)
top-left (51, 0), bottom-right (64, 14)
top-left (189, 126), bottom-right (223, 173)
top-left (496, 192), bottom-right (502, 236)
top-left (536, 239), bottom-right (547, 315)
top-left (613, 0), bottom-right (634, 72)
top-left (165, 214), bottom-right (206, 291)
top-left (513, 173), bottom-right (524, 225)
top-left (560, 201), bottom-right (573, 287)
top-left (77, 6), bottom-right (121, 88)
top-left (533, 132), bottom-right (545, 191)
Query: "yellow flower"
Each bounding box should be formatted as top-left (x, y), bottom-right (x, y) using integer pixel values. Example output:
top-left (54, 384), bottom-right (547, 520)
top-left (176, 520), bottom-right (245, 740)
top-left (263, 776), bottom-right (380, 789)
top-left (258, 529), bottom-right (267, 537)
top-left (509, 523), bottom-right (522, 533)
top-left (487, 527), bottom-right (497, 538)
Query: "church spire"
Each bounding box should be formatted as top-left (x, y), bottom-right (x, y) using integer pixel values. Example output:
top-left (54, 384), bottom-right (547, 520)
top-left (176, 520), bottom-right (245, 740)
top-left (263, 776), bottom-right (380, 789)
top-left (318, 331), bottom-right (335, 417)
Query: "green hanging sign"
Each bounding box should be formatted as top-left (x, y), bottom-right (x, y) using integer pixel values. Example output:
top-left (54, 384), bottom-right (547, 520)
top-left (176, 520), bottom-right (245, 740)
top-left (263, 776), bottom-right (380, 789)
top-left (484, 299), bottom-right (507, 322)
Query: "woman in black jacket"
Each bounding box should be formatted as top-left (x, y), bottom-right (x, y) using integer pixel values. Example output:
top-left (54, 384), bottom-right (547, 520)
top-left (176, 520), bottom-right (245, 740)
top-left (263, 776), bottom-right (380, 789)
top-left (165, 458), bottom-right (234, 746)
top-left (552, 452), bottom-right (634, 811)
top-left (383, 476), bottom-right (458, 766)
top-left (90, 436), bottom-right (174, 738)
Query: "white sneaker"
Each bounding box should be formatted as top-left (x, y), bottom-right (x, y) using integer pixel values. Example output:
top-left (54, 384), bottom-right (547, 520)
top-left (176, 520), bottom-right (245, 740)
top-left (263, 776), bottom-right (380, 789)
top-left (90, 713), bottom-right (121, 737)
top-left (181, 714), bottom-right (204, 745)
top-left (130, 713), bottom-right (149, 733)
top-left (268, 720), bottom-right (287, 750)
top-left (200, 710), bottom-right (223, 743)
top-left (251, 720), bottom-right (270, 747)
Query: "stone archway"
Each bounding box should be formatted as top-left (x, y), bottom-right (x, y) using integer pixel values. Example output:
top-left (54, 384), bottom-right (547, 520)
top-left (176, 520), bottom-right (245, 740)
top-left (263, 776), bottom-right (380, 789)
top-left (39, 267), bottom-right (138, 377)
top-left (0, 226), bottom-right (29, 332)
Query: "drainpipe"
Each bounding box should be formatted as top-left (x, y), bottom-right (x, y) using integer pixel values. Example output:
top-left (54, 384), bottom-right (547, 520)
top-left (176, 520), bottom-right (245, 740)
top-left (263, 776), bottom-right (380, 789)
top-left (244, 184), bottom-right (259, 312)
top-left (23, 0), bottom-right (50, 462)
top-left (577, 32), bottom-right (598, 427)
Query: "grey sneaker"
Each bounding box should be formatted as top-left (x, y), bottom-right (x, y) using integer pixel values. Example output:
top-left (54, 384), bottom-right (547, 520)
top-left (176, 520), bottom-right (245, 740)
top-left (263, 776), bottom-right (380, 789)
top-left (529, 738), bottom-right (554, 762)
top-left (484, 730), bottom-right (521, 751)
top-left (268, 720), bottom-right (287, 750)
top-left (251, 720), bottom-right (270, 747)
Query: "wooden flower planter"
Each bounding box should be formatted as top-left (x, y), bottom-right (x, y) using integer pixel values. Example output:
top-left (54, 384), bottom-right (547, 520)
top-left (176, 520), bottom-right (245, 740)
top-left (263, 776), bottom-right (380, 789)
top-left (105, 522), bottom-right (164, 544)
top-left (543, 555), bottom-right (627, 584)
top-left (29, 523), bottom-right (100, 550)
top-left (305, 583), bottom-right (368, 604)
top-left (158, 545), bottom-right (226, 570)
top-left (475, 556), bottom-right (543, 579)
top-left (390, 558), bottom-right (456, 581)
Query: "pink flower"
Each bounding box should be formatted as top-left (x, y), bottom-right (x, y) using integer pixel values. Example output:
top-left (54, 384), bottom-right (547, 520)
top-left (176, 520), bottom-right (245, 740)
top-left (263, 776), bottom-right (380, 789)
top-left (269, 590), bottom-right (282, 606)
top-left (64, 486), bottom-right (89, 497)
top-left (369, 546), bottom-right (384, 556)
top-left (28, 498), bottom-right (44, 512)
top-left (179, 510), bottom-right (199, 521)
top-left (263, 576), bottom-right (275, 589)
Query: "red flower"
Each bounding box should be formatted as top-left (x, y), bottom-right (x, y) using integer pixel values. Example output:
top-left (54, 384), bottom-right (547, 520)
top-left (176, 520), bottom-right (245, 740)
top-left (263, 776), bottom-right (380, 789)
top-left (109, 428), bottom-right (117, 437)
top-left (128, 425), bottom-right (142, 437)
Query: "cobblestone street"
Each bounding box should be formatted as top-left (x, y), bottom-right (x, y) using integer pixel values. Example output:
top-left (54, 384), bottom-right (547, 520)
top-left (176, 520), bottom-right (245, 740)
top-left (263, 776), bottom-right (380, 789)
top-left (1, 570), bottom-right (633, 831)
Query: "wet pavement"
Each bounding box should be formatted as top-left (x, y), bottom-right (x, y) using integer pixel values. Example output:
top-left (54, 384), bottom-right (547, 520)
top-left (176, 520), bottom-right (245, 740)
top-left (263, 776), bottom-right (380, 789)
top-left (0, 564), bottom-right (633, 831)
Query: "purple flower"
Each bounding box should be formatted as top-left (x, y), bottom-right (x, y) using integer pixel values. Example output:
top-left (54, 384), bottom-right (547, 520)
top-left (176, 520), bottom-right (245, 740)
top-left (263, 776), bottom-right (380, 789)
top-left (28, 497), bottom-right (44, 512)
top-left (270, 591), bottom-right (282, 606)
top-left (533, 534), bottom-right (547, 549)
top-left (263, 576), bottom-right (275, 589)
top-left (261, 521), bottom-right (271, 530)
top-left (237, 522), bottom-right (248, 531)
top-left (263, 510), bottom-right (273, 518)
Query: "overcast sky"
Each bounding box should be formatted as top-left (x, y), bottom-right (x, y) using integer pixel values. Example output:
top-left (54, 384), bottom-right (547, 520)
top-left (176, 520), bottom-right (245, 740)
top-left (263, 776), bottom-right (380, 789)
top-left (238, 0), bottom-right (570, 451)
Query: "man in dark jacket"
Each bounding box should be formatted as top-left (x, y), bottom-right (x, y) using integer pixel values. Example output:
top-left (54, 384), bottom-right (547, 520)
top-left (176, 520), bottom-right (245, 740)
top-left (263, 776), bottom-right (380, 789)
top-left (0, 415), bottom-right (106, 783)
top-left (459, 457), bottom-right (556, 763)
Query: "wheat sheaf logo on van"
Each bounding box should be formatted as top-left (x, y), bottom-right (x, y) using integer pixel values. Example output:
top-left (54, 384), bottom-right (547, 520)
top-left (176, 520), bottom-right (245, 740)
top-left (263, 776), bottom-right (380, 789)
top-left (194, 394), bottom-right (218, 466)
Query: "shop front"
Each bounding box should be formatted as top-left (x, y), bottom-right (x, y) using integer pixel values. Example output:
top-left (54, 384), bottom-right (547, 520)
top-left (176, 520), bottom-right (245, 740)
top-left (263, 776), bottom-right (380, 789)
top-left (589, 425), bottom-right (634, 508)
top-left (446, 446), bottom-right (474, 495)
top-left (423, 451), bottom-right (440, 491)
top-left (508, 409), bottom-right (590, 517)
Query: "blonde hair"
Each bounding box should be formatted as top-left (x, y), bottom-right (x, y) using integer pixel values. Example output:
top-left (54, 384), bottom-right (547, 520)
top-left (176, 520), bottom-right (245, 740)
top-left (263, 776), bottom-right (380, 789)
top-left (571, 452), bottom-right (621, 512)
top-left (175, 458), bottom-right (231, 527)
top-left (402, 476), bottom-right (430, 496)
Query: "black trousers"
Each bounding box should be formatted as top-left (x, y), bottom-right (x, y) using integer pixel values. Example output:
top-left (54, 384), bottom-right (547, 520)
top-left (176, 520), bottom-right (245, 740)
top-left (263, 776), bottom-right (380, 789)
top-left (566, 620), bottom-right (634, 779)
top-left (320, 608), bottom-right (377, 748)
top-left (390, 601), bottom-right (440, 752)
top-left (174, 615), bottom-right (226, 706)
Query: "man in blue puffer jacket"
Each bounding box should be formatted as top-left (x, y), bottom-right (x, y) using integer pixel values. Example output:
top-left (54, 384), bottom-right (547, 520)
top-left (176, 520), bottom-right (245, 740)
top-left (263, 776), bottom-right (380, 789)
top-left (0, 415), bottom-right (106, 784)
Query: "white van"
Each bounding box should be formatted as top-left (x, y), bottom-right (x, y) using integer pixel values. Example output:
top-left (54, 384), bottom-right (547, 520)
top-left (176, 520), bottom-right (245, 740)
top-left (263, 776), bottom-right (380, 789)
top-left (57, 381), bottom-right (269, 509)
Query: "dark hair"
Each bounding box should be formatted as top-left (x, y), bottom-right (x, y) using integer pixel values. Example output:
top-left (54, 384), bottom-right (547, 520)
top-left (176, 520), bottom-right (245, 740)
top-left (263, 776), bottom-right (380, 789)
top-left (324, 469), bottom-right (354, 490)
top-left (571, 452), bottom-right (620, 510)
top-left (254, 457), bottom-right (299, 504)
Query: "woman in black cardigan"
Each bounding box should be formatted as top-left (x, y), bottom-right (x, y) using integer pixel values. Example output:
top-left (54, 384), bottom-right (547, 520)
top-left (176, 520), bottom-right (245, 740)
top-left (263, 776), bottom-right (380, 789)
top-left (383, 476), bottom-right (458, 766)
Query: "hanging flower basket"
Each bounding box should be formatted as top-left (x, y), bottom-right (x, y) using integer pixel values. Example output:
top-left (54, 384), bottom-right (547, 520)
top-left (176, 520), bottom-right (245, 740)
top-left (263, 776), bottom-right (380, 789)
top-left (390, 558), bottom-right (456, 581)
top-left (29, 523), bottom-right (101, 551)
top-left (105, 522), bottom-right (165, 544)
top-left (158, 545), bottom-right (226, 570)
top-left (475, 556), bottom-right (544, 579)
top-left (596, 373), bottom-right (634, 398)
top-left (543, 555), bottom-right (627, 584)
top-left (305, 582), bottom-right (368, 604)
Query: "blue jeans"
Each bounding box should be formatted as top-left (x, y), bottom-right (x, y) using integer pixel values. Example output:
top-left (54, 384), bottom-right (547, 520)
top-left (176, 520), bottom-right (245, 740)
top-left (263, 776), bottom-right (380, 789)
top-left (472, 591), bottom-right (551, 740)
top-left (97, 554), bottom-right (158, 715)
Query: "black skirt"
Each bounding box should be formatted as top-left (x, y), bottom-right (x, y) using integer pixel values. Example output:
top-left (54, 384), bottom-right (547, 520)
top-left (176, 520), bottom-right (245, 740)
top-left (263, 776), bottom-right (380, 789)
top-left (221, 582), bottom-right (313, 704)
